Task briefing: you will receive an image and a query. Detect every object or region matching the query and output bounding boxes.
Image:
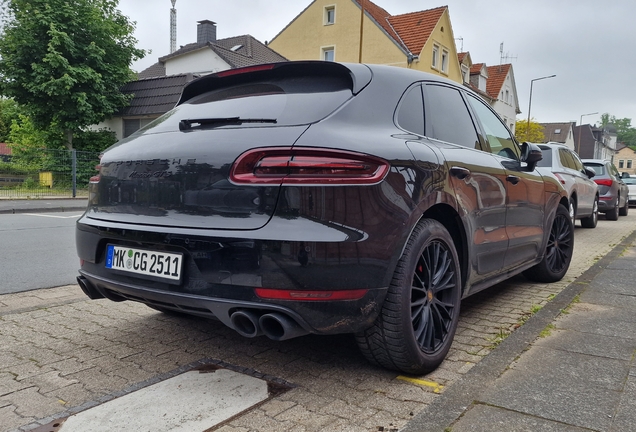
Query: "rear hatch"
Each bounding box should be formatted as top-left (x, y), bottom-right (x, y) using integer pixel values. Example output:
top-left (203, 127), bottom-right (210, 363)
top-left (86, 62), bottom-right (371, 230)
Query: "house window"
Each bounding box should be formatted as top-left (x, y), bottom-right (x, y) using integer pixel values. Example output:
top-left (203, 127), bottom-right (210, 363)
top-left (554, 128), bottom-right (561, 134)
top-left (505, 89), bottom-right (509, 104)
top-left (619, 159), bottom-right (625, 168)
top-left (432, 45), bottom-right (439, 69)
top-left (322, 46), bottom-right (335, 62)
top-left (628, 160), bottom-right (633, 169)
top-left (324, 6), bottom-right (335, 25)
top-left (441, 50), bottom-right (449, 73)
top-left (461, 64), bottom-right (469, 83)
top-left (123, 119), bottom-right (140, 138)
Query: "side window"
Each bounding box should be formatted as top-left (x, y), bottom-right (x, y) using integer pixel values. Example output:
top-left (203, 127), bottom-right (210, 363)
top-left (467, 94), bottom-right (519, 159)
top-left (396, 85), bottom-right (424, 135)
top-left (559, 149), bottom-right (576, 169)
top-left (570, 151), bottom-right (585, 171)
top-left (423, 84), bottom-right (479, 149)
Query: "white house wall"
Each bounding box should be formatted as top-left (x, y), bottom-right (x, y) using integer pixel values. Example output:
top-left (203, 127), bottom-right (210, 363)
top-left (91, 119), bottom-right (123, 140)
top-left (492, 98), bottom-right (518, 133)
top-left (165, 49), bottom-right (231, 75)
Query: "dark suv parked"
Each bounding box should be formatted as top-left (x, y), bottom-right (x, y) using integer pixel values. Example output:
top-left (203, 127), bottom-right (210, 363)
top-left (76, 62), bottom-right (572, 374)
top-left (582, 159), bottom-right (629, 220)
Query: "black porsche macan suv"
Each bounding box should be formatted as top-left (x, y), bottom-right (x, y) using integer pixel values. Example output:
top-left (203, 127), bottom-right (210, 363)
top-left (76, 61), bottom-right (573, 374)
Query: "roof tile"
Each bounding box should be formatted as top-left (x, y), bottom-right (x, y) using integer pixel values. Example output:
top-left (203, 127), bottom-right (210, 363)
top-left (386, 7), bottom-right (446, 55)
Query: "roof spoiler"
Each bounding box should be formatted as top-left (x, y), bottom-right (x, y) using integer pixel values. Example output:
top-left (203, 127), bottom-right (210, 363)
top-left (177, 61), bottom-right (373, 105)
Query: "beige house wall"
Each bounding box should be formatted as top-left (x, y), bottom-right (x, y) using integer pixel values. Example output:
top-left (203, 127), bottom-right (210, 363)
top-left (615, 146), bottom-right (636, 175)
top-left (269, 0), bottom-right (416, 68)
top-left (415, 10), bottom-right (462, 83)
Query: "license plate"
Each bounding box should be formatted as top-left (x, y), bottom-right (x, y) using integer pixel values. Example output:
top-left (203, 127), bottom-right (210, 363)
top-left (105, 245), bottom-right (183, 282)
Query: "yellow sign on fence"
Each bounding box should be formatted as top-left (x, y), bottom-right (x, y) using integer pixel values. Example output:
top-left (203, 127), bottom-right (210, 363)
top-left (39, 171), bottom-right (53, 188)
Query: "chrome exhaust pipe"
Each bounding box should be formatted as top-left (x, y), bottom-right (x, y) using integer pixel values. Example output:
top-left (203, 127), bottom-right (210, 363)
top-left (230, 309), bottom-right (263, 338)
top-left (259, 312), bottom-right (308, 341)
top-left (76, 276), bottom-right (104, 300)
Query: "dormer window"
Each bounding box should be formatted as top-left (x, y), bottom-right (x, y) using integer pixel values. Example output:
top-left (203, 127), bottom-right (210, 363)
top-left (230, 45), bottom-right (243, 52)
top-left (324, 6), bottom-right (335, 25)
top-left (555, 128), bottom-right (561, 134)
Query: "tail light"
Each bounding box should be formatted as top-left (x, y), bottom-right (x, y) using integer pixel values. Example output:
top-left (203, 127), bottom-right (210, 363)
top-left (594, 179), bottom-right (613, 187)
top-left (229, 147), bottom-right (390, 185)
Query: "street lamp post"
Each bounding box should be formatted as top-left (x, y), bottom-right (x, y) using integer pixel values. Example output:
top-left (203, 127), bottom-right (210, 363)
top-left (526, 74), bottom-right (556, 141)
top-left (576, 112), bottom-right (599, 156)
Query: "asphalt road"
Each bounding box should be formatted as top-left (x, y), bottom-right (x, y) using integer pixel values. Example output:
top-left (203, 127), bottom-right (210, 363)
top-left (0, 212), bottom-right (83, 294)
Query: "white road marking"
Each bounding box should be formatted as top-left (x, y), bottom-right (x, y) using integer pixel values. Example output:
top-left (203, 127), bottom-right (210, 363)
top-left (24, 213), bottom-right (83, 219)
top-left (58, 369), bottom-right (270, 432)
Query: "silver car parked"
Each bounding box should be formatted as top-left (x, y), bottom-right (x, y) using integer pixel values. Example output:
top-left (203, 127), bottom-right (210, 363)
top-left (536, 143), bottom-right (599, 228)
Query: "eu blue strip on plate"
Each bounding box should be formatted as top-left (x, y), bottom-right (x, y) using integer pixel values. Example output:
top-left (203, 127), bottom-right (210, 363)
top-left (105, 245), bottom-right (114, 268)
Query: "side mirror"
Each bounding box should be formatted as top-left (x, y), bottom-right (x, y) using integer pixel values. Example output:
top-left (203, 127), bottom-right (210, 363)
top-left (584, 167), bottom-right (596, 179)
top-left (520, 142), bottom-right (542, 172)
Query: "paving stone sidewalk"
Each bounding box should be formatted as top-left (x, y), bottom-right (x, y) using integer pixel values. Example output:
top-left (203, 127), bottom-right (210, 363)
top-left (0, 216), bottom-right (634, 432)
top-left (404, 229), bottom-right (636, 432)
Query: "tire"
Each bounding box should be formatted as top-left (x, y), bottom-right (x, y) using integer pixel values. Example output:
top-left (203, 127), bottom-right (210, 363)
top-left (355, 219), bottom-right (461, 375)
top-left (619, 196), bottom-right (629, 216)
top-left (580, 197), bottom-right (598, 228)
top-left (606, 196), bottom-right (619, 221)
top-left (524, 203), bottom-right (574, 282)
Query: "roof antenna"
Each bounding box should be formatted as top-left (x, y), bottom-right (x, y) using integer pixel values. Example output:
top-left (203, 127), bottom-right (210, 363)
top-left (170, 0), bottom-right (177, 53)
top-left (499, 42), bottom-right (517, 65)
top-left (455, 37), bottom-right (464, 52)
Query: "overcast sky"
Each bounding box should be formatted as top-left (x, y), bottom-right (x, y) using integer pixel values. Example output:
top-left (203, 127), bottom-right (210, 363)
top-left (118, 0), bottom-right (635, 126)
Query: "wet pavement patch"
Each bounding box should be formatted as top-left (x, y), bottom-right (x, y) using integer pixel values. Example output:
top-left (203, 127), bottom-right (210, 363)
top-left (32, 359), bottom-right (293, 432)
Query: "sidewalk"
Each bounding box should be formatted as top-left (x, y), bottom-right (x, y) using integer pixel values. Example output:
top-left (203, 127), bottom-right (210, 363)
top-left (0, 198), bottom-right (87, 214)
top-left (402, 230), bottom-right (636, 432)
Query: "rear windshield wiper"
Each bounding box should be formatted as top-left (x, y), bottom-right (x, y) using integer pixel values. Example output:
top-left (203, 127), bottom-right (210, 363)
top-left (179, 117), bottom-right (277, 131)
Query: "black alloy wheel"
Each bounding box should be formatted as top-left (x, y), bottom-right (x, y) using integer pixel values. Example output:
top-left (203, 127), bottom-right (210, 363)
top-left (524, 203), bottom-right (574, 282)
top-left (356, 219), bottom-right (461, 375)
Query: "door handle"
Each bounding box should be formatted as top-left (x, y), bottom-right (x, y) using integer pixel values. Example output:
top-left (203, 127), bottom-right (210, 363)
top-left (506, 175), bottom-right (520, 185)
top-left (450, 166), bottom-right (471, 180)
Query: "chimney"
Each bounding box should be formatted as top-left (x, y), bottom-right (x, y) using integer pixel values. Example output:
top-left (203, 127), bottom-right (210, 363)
top-left (197, 20), bottom-right (217, 44)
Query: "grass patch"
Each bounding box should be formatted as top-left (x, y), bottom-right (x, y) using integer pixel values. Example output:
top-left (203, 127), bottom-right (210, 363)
top-left (539, 323), bottom-right (556, 338)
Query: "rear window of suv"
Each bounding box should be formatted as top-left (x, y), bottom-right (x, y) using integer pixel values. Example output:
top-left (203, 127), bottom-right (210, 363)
top-left (136, 75), bottom-right (353, 134)
top-left (585, 163), bottom-right (605, 176)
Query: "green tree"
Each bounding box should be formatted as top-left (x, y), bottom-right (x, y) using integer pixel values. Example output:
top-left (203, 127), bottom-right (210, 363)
top-left (0, 98), bottom-right (23, 142)
top-left (0, 0), bottom-right (145, 149)
top-left (600, 113), bottom-right (636, 148)
top-left (515, 118), bottom-right (545, 143)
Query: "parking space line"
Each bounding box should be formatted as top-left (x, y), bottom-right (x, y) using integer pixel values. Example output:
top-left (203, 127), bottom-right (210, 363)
top-left (397, 376), bottom-right (444, 393)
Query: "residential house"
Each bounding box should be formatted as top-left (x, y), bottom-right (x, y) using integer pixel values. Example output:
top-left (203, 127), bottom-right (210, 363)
top-left (268, 0), bottom-right (463, 83)
top-left (465, 59), bottom-right (520, 133)
top-left (0, 143), bottom-right (11, 162)
top-left (614, 143), bottom-right (636, 175)
top-left (485, 64), bottom-right (520, 133)
top-left (539, 122), bottom-right (576, 150)
top-left (573, 124), bottom-right (617, 160)
top-left (97, 20), bottom-right (287, 140)
top-left (457, 51), bottom-right (472, 85)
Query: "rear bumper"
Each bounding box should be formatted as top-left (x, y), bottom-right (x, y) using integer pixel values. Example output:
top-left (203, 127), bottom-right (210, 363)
top-left (76, 217), bottom-right (391, 335)
top-left (598, 196), bottom-right (617, 212)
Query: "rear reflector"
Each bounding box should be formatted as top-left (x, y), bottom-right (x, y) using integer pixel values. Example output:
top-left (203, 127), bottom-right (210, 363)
top-left (255, 288), bottom-right (368, 301)
top-left (230, 147), bottom-right (389, 185)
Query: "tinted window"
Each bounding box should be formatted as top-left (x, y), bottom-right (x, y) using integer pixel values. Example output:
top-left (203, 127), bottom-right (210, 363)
top-left (467, 94), bottom-right (519, 159)
top-left (536, 147), bottom-right (553, 167)
top-left (584, 163), bottom-right (605, 176)
top-left (424, 85), bottom-right (479, 148)
top-left (397, 85), bottom-right (424, 135)
top-left (135, 75), bottom-right (353, 134)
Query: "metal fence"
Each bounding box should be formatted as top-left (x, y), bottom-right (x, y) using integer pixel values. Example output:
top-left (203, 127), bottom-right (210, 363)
top-left (0, 148), bottom-right (101, 198)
